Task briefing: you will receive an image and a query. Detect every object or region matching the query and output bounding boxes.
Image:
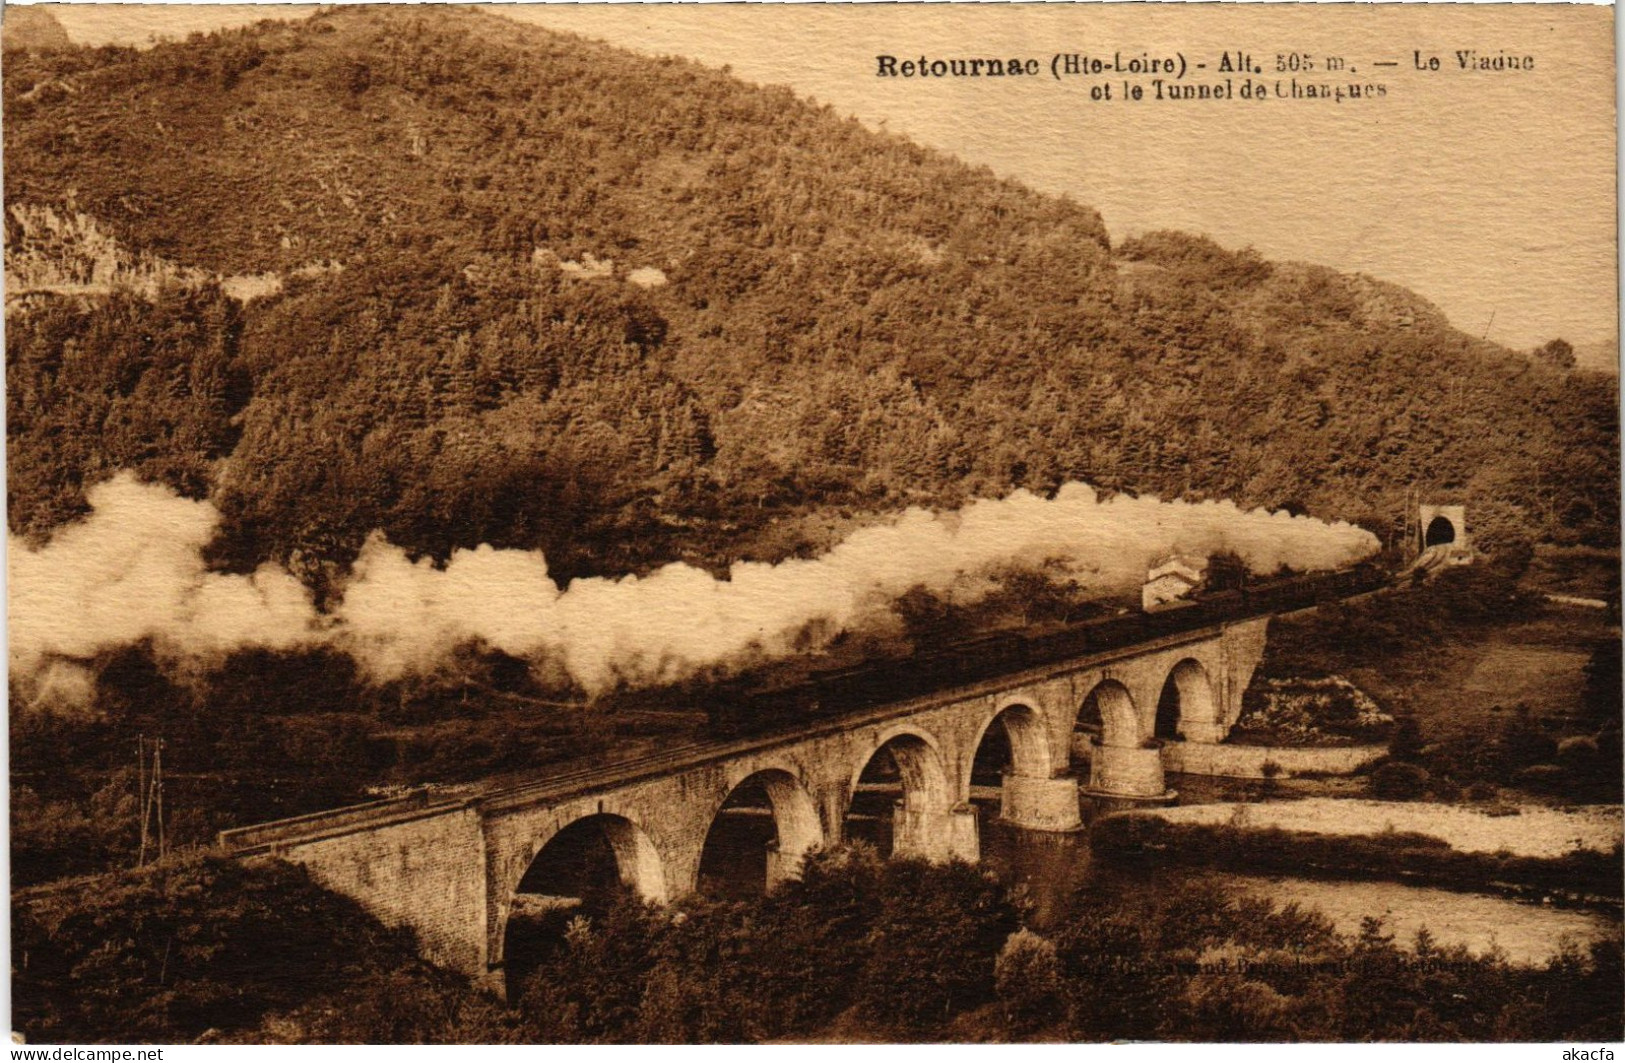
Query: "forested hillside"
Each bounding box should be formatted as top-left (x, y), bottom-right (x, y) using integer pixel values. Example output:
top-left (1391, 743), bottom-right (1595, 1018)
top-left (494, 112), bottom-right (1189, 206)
top-left (6, 5), bottom-right (1615, 593)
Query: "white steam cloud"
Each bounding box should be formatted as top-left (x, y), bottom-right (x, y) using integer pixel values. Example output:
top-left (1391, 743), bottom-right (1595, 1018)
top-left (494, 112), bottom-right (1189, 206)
top-left (8, 474), bottom-right (319, 678)
top-left (9, 474), bottom-right (1380, 702)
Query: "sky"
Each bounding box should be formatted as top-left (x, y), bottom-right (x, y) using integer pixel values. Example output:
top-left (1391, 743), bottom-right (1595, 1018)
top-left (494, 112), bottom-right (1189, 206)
top-left (29, 1), bottom-right (1621, 355)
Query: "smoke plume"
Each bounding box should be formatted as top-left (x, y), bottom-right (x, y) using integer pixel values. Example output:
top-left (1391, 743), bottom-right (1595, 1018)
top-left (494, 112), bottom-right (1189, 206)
top-left (8, 474), bottom-right (320, 678)
top-left (10, 475), bottom-right (1379, 702)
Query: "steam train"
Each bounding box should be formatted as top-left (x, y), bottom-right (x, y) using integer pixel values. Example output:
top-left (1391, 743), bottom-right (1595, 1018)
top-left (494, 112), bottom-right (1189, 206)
top-left (704, 560), bottom-right (1390, 738)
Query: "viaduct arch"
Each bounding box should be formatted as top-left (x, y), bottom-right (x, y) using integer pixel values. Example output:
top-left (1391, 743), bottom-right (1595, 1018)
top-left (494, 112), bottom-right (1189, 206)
top-left (511, 812), bottom-right (668, 906)
top-left (221, 617), bottom-right (1270, 990)
top-left (697, 767), bottom-right (824, 898)
top-left (847, 727), bottom-right (971, 862)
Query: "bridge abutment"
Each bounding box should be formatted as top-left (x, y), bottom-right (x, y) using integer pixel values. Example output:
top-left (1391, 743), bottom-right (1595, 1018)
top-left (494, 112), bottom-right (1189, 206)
top-left (998, 772), bottom-right (1083, 831)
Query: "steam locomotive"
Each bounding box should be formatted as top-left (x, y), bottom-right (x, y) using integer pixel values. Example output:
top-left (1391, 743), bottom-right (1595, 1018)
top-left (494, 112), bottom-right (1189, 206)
top-left (704, 560), bottom-right (1390, 738)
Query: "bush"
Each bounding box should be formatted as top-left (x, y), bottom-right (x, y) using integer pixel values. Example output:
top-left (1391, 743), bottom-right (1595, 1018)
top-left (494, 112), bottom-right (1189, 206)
top-left (1389, 716), bottom-right (1425, 763)
top-left (1050, 869), bottom-right (1621, 1042)
top-left (856, 859), bottom-right (1019, 1032)
top-left (1512, 764), bottom-right (1567, 793)
top-left (12, 854), bottom-right (441, 1044)
top-left (1092, 815), bottom-right (1622, 901)
top-left (1496, 706), bottom-right (1559, 777)
top-left (10, 773), bottom-right (141, 886)
top-left (515, 904), bottom-right (665, 1043)
top-left (1369, 761), bottom-right (1431, 800)
top-left (995, 929), bottom-right (1062, 1031)
top-left (506, 845), bottom-right (1019, 1043)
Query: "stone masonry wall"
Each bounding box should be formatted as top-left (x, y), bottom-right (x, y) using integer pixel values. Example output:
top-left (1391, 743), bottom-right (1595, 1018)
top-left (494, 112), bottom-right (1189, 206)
top-left (252, 803), bottom-right (489, 975)
top-left (1162, 741), bottom-right (1386, 779)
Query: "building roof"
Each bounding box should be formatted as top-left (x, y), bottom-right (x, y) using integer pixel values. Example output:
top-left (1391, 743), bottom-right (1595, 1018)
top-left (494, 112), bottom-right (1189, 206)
top-left (1147, 553), bottom-right (1206, 584)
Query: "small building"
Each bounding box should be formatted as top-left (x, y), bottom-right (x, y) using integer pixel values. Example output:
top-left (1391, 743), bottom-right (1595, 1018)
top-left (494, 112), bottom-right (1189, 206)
top-left (1142, 553), bottom-right (1207, 611)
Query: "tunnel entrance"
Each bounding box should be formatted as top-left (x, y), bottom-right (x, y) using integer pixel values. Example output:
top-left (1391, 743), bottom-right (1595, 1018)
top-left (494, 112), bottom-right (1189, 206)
top-left (1424, 515), bottom-right (1457, 547)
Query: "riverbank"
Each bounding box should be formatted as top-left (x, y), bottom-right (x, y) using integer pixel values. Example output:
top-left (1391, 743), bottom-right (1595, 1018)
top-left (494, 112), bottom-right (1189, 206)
top-left (1141, 798), bottom-right (1623, 858)
top-left (1218, 874), bottom-right (1619, 965)
top-left (1093, 809), bottom-right (1623, 904)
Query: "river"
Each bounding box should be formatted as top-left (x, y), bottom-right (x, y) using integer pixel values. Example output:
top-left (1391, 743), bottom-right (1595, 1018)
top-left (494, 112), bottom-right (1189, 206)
top-left (975, 798), bottom-right (1619, 964)
top-left (505, 787), bottom-right (1620, 996)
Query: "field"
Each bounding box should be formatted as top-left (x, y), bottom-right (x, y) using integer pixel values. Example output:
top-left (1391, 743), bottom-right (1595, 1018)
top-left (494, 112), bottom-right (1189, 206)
top-left (1264, 555), bottom-right (1617, 748)
top-left (1349, 608), bottom-right (1606, 743)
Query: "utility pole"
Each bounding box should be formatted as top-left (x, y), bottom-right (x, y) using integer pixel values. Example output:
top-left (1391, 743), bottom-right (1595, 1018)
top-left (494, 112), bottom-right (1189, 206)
top-left (137, 734), bottom-right (148, 867)
top-left (136, 735), bottom-right (166, 867)
top-left (153, 738), bottom-right (166, 862)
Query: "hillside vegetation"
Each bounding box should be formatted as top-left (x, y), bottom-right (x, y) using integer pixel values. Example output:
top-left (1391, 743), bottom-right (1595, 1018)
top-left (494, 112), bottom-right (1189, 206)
top-left (13, 849), bottom-right (1621, 1043)
top-left (4, 7), bottom-right (1617, 875)
top-left (5, 6), bottom-right (1615, 591)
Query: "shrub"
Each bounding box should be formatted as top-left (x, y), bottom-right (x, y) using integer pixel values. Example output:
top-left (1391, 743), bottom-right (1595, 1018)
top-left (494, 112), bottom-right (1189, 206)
top-left (1512, 764), bottom-right (1567, 793)
top-left (1389, 716), bottom-right (1426, 762)
top-left (514, 904), bottom-right (665, 1043)
top-left (10, 773), bottom-right (141, 886)
top-left (1369, 761), bottom-right (1430, 800)
top-left (995, 929), bottom-right (1062, 1030)
top-left (11, 854), bottom-right (437, 1044)
top-left (857, 859), bottom-right (1019, 1032)
top-left (1496, 707), bottom-right (1559, 777)
top-left (506, 845), bottom-right (1021, 1043)
top-left (1428, 775), bottom-right (1463, 802)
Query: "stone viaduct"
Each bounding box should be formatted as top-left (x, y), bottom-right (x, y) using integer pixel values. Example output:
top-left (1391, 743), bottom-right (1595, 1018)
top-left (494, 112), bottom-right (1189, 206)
top-left (221, 617), bottom-right (1268, 991)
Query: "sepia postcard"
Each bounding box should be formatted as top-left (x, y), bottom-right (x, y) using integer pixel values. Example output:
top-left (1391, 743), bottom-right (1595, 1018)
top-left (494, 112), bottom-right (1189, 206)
top-left (4, 0), bottom-right (1621, 1050)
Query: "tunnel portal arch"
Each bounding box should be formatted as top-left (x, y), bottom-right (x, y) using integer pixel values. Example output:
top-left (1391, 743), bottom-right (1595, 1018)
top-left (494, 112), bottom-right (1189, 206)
top-left (1425, 515), bottom-right (1457, 547)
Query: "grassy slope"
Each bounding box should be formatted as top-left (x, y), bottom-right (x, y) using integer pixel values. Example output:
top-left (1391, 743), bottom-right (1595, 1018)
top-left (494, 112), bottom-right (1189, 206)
top-left (1341, 608), bottom-right (1604, 744)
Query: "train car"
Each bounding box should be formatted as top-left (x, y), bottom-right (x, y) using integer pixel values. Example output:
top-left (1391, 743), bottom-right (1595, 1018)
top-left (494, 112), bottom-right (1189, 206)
top-left (705, 559), bottom-right (1401, 736)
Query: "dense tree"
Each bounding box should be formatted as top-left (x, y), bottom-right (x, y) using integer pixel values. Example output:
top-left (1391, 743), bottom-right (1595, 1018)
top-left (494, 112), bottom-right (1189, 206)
top-left (4, 6), bottom-right (1616, 586)
top-left (1533, 338), bottom-right (1576, 371)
